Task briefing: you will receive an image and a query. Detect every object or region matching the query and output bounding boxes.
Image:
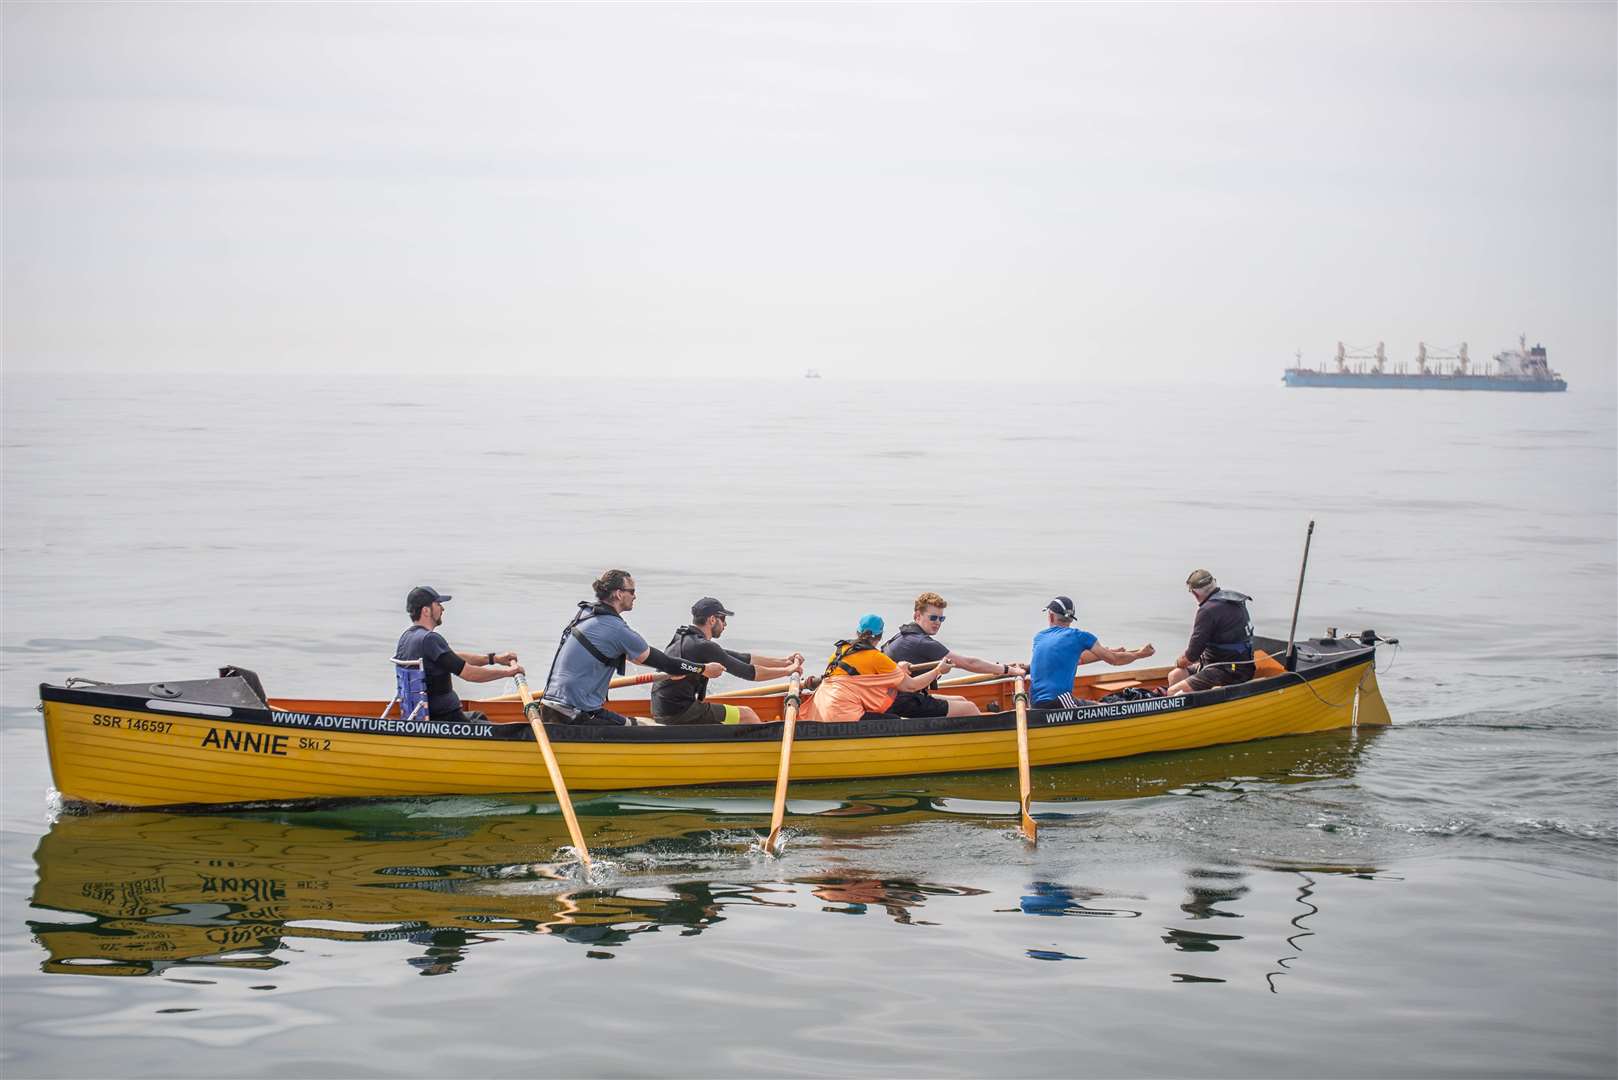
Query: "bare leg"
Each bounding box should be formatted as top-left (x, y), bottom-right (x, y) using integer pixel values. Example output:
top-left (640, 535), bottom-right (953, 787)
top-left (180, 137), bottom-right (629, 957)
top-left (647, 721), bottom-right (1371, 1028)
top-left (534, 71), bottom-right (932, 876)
top-left (941, 695), bottom-right (980, 717)
top-left (738, 705), bottom-right (763, 724)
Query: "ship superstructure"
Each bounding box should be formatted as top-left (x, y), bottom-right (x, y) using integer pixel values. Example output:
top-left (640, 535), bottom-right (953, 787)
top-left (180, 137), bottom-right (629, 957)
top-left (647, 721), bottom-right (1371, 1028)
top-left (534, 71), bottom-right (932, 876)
top-left (1283, 336), bottom-right (1566, 392)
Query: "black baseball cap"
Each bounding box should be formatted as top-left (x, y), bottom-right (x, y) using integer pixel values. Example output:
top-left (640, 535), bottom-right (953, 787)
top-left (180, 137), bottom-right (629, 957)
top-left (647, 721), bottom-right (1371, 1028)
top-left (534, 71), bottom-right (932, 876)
top-left (407, 586), bottom-right (452, 613)
top-left (692, 597), bottom-right (735, 621)
top-left (1045, 595), bottom-right (1077, 620)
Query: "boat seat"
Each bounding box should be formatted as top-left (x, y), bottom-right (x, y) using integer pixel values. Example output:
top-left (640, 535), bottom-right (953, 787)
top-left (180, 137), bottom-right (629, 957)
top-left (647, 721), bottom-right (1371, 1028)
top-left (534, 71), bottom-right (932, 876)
top-left (383, 658), bottom-right (429, 721)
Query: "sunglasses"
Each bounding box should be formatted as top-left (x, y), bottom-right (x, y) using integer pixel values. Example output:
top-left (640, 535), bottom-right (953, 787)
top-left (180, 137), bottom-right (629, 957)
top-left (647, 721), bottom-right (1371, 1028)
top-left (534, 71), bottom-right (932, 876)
top-left (924, 614), bottom-right (946, 623)
top-left (619, 587), bottom-right (637, 595)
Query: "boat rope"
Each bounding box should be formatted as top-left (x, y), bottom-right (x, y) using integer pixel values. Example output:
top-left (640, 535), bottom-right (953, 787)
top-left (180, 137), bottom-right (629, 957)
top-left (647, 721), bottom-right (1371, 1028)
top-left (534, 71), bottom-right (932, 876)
top-left (1377, 642), bottom-right (1401, 675)
top-left (1260, 645), bottom-right (1399, 709)
top-left (1258, 664), bottom-right (1375, 710)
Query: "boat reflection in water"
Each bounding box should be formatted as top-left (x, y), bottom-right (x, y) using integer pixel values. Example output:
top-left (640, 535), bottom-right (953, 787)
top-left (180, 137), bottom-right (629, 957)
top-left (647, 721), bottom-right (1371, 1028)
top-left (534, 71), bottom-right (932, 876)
top-left (28, 729), bottom-right (1384, 978)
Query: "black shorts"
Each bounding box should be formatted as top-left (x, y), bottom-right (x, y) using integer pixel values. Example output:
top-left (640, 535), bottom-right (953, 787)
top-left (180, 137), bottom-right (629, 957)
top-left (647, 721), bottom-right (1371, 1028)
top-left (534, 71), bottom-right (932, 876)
top-left (654, 700), bottom-right (732, 726)
top-left (885, 691), bottom-right (950, 719)
top-left (540, 704), bottom-right (631, 726)
top-left (430, 709), bottom-right (488, 725)
top-left (1186, 661), bottom-right (1252, 692)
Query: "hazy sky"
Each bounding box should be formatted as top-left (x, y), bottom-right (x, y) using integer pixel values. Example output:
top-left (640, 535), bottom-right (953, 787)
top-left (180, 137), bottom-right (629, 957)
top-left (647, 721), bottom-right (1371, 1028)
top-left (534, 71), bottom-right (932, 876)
top-left (4, 2), bottom-right (1614, 385)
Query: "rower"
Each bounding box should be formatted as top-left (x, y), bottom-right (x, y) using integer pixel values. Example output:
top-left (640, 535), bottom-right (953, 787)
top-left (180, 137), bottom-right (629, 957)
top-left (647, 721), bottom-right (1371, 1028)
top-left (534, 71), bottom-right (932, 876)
top-left (1028, 595), bottom-right (1155, 709)
top-left (1166, 570), bottom-right (1256, 696)
top-left (540, 570), bottom-right (725, 726)
top-left (820, 614), bottom-right (954, 719)
top-left (394, 586), bottom-right (525, 724)
top-left (882, 591), bottom-right (1025, 718)
top-left (649, 597), bottom-right (804, 725)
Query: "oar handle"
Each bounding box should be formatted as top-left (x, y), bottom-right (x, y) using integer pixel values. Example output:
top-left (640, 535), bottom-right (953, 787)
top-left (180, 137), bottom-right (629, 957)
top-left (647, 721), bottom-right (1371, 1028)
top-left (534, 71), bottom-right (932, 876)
top-left (726, 667), bottom-right (1014, 700)
top-left (478, 670), bottom-right (674, 704)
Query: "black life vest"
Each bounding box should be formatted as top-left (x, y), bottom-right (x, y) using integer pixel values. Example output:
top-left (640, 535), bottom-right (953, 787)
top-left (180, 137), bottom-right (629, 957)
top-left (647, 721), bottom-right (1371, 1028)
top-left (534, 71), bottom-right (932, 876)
top-left (825, 638), bottom-right (877, 678)
top-left (665, 625), bottom-right (710, 700)
top-left (1202, 589), bottom-right (1255, 662)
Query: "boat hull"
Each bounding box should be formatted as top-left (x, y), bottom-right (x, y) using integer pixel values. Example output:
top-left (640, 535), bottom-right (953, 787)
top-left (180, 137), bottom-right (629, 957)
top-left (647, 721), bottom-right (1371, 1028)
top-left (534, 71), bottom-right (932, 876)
top-left (40, 642), bottom-right (1389, 809)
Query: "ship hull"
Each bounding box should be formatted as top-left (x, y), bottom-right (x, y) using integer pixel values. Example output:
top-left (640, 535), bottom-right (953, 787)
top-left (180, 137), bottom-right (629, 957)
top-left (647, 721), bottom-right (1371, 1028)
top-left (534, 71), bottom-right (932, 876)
top-left (1283, 370), bottom-right (1566, 392)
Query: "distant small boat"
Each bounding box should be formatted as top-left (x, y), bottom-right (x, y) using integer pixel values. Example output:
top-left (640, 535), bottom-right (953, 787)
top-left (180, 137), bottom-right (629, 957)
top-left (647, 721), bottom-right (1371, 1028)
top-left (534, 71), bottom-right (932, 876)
top-left (803, 368), bottom-right (821, 380)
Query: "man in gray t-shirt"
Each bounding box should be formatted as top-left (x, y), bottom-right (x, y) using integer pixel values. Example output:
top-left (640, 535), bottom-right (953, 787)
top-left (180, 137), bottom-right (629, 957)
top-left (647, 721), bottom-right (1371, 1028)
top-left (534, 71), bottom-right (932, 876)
top-left (541, 569), bottom-right (725, 726)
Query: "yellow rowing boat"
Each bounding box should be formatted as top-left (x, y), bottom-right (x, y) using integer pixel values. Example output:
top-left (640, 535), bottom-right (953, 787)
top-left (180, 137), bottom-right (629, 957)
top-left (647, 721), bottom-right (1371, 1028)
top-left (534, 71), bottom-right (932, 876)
top-left (38, 633), bottom-right (1391, 809)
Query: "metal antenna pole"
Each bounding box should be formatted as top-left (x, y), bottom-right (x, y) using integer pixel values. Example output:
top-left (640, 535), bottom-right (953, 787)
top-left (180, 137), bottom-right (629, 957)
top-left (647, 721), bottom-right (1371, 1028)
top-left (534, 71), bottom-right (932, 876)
top-left (1284, 520), bottom-right (1316, 672)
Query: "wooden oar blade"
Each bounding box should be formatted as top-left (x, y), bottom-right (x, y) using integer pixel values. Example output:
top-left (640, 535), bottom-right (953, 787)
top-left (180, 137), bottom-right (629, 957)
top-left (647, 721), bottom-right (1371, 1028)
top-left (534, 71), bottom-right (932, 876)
top-left (763, 674), bottom-right (802, 856)
top-left (514, 674), bottom-right (592, 869)
top-left (1012, 677), bottom-right (1037, 844)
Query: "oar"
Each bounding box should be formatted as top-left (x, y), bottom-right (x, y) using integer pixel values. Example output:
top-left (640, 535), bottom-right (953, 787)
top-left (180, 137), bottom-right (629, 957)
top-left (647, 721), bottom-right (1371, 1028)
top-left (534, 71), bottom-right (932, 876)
top-left (763, 673), bottom-right (802, 856)
top-left (727, 667), bottom-right (1014, 700)
top-left (1012, 675), bottom-right (1037, 842)
top-left (479, 670), bottom-right (673, 704)
top-left (512, 673), bottom-right (592, 869)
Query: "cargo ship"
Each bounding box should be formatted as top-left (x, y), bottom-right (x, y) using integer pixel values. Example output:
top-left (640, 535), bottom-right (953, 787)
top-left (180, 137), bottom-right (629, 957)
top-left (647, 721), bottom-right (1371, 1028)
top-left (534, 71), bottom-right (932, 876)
top-left (1283, 336), bottom-right (1566, 392)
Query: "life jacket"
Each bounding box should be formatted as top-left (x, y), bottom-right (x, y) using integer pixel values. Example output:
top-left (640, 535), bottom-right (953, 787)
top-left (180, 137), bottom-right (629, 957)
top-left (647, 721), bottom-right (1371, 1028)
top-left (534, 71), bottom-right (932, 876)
top-left (545, 601), bottom-right (628, 687)
top-left (825, 638), bottom-right (877, 678)
top-left (1202, 589), bottom-right (1255, 662)
top-left (665, 625), bottom-right (710, 700)
top-left (880, 623), bottom-right (931, 656)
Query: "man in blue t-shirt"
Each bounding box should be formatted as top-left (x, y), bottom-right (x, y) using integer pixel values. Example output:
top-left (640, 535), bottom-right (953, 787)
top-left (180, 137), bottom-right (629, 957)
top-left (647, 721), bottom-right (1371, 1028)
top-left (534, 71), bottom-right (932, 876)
top-left (1028, 596), bottom-right (1155, 709)
top-left (541, 569), bottom-right (726, 727)
top-left (394, 586), bottom-right (526, 723)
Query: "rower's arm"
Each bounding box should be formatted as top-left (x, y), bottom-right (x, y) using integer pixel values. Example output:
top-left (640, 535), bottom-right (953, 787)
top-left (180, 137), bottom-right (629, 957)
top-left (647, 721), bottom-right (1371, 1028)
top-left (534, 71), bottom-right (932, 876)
top-left (1081, 643), bottom-right (1156, 666)
top-left (631, 646), bottom-right (724, 680)
top-left (749, 651), bottom-right (804, 667)
top-left (455, 650), bottom-right (517, 667)
top-left (896, 659), bottom-right (954, 692)
top-left (945, 651), bottom-right (1022, 676)
top-left (459, 661), bottom-right (525, 682)
top-left (751, 659), bottom-right (803, 681)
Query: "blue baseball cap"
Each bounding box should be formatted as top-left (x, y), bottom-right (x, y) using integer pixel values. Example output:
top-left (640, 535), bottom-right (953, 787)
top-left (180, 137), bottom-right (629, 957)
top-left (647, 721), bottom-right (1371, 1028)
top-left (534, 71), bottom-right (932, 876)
top-left (858, 613), bottom-right (885, 636)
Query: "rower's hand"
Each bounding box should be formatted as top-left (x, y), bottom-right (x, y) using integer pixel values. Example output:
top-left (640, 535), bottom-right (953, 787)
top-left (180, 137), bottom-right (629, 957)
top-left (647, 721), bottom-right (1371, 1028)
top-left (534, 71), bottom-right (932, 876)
top-left (788, 656), bottom-right (804, 674)
top-left (494, 651), bottom-right (519, 665)
top-left (935, 658), bottom-right (955, 677)
top-left (897, 661), bottom-right (913, 675)
top-left (702, 661), bottom-right (725, 680)
top-left (1137, 644), bottom-right (1156, 660)
top-left (1006, 662), bottom-right (1028, 677)
top-left (506, 663), bottom-right (526, 678)
top-left (788, 652), bottom-right (805, 665)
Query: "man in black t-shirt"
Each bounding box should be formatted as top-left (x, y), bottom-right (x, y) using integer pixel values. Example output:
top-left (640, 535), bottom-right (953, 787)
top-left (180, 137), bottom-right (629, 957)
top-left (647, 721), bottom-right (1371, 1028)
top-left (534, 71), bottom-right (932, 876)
top-left (394, 586), bottom-right (525, 723)
top-left (650, 597), bottom-right (804, 725)
top-left (882, 591), bottom-right (1027, 718)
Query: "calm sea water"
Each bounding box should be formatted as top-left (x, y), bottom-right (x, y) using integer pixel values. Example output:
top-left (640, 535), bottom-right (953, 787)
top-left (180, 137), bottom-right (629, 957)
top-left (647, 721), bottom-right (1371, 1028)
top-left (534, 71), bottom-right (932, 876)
top-left (2, 373), bottom-right (1614, 1079)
